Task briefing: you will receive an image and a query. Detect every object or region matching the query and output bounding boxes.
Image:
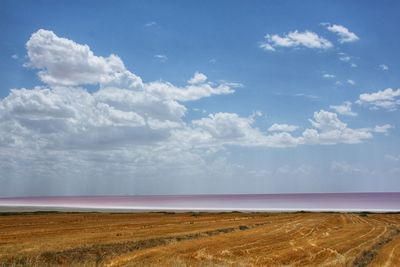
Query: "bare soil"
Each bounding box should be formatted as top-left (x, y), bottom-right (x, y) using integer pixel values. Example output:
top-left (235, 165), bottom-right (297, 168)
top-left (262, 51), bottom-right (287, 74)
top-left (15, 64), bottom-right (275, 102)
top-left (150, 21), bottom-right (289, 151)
top-left (1, 212), bottom-right (400, 266)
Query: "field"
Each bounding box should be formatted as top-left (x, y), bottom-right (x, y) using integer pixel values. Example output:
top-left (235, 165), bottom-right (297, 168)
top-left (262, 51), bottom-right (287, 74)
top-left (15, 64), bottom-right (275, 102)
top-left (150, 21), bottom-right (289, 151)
top-left (1, 212), bottom-right (400, 266)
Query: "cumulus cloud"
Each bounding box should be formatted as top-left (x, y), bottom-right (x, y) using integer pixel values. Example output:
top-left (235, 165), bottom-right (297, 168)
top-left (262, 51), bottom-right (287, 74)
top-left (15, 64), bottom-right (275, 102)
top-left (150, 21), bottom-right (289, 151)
top-left (25, 29), bottom-right (143, 89)
top-left (177, 113), bottom-right (302, 148)
top-left (329, 101), bottom-right (357, 116)
top-left (303, 110), bottom-right (372, 144)
top-left (145, 79), bottom-right (237, 102)
top-left (357, 88), bottom-right (400, 111)
top-left (185, 109), bottom-right (382, 148)
top-left (260, 30), bottom-right (333, 51)
top-left (325, 24), bottom-right (359, 43)
top-left (3, 30), bottom-right (389, 152)
top-left (188, 72), bottom-right (208, 84)
top-left (268, 123), bottom-right (298, 132)
top-left (0, 87), bottom-right (179, 150)
top-left (1, 29), bottom-right (241, 151)
top-left (192, 113), bottom-right (257, 140)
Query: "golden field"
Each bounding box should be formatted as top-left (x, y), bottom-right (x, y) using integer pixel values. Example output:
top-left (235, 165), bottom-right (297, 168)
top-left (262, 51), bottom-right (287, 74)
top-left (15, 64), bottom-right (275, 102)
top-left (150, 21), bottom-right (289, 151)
top-left (0, 211), bottom-right (399, 266)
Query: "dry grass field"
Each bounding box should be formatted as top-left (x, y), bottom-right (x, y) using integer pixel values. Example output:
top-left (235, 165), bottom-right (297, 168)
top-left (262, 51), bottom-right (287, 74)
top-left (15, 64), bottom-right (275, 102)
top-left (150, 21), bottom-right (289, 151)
top-left (0, 211), bottom-right (400, 266)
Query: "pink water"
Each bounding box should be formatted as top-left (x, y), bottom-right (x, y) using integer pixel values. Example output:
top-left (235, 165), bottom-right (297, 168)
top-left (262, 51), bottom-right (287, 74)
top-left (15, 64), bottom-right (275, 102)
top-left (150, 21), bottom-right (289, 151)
top-left (0, 192), bottom-right (399, 212)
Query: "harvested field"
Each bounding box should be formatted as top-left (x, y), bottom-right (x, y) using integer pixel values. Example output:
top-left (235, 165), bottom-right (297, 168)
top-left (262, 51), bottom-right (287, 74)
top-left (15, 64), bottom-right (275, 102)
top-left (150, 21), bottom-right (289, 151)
top-left (0, 212), bottom-right (400, 266)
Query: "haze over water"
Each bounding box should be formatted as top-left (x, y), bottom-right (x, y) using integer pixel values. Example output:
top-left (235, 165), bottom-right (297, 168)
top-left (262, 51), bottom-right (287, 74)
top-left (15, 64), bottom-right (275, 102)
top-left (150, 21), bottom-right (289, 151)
top-left (1, 193), bottom-right (399, 212)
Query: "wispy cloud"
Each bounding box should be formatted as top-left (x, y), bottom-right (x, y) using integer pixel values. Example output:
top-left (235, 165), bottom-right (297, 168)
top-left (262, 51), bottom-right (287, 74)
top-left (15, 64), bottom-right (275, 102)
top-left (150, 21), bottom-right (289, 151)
top-left (145, 21), bottom-right (157, 27)
top-left (347, 79), bottom-right (355, 85)
top-left (374, 124), bottom-right (394, 135)
top-left (324, 23), bottom-right (359, 43)
top-left (294, 93), bottom-right (320, 101)
top-left (338, 52), bottom-right (357, 67)
top-left (260, 30), bottom-right (333, 51)
top-left (154, 54), bottom-right (168, 62)
top-left (323, 74), bottom-right (336, 79)
top-left (275, 92), bottom-right (320, 101)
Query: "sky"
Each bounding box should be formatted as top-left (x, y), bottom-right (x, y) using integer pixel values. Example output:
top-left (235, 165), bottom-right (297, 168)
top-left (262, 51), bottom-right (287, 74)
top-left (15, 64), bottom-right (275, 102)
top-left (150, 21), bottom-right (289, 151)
top-left (0, 0), bottom-right (399, 196)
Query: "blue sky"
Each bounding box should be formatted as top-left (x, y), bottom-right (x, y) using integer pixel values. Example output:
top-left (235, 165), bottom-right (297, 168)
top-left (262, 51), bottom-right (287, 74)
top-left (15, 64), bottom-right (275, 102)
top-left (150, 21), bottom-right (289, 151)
top-left (0, 1), bottom-right (399, 196)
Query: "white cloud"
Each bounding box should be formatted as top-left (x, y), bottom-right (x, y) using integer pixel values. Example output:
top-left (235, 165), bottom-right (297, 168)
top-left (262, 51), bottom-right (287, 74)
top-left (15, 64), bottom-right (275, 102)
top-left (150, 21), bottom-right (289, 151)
top-left (303, 110), bottom-right (373, 144)
top-left (26, 30), bottom-right (237, 104)
top-left (187, 109), bottom-right (383, 148)
top-left (188, 72), bottom-right (207, 84)
top-left (1, 29), bottom-right (243, 151)
top-left (0, 87), bottom-right (177, 150)
top-left (357, 88), bottom-right (400, 111)
top-left (374, 124), bottom-right (394, 134)
top-left (347, 79), bottom-right (355, 85)
top-left (25, 29), bottom-right (143, 89)
top-left (329, 101), bottom-right (357, 116)
top-left (184, 113), bottom-right (302, 148)
top-left (268, 123), bottom-right (298, 132)
top-left (11, 54), bottom-right (19, 59)
top-left (379, 64), bottom-right (389, 71)
top-left (154, 54), bottom-right (168, 62)
top-left (145, 79), bottom-right (237, 102)
top-left (93, 87), bottom-right (187, 121)
top-left (2, 30), bottom-right (389, 152)
top-left (323, 74), bottom-right (336, 79)
top-left (260, 30), bottom-right (333, 51)
top-left (192, 113), bottom-right (256, 140)
top-left (325, 24), bottom-right (359, 43)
